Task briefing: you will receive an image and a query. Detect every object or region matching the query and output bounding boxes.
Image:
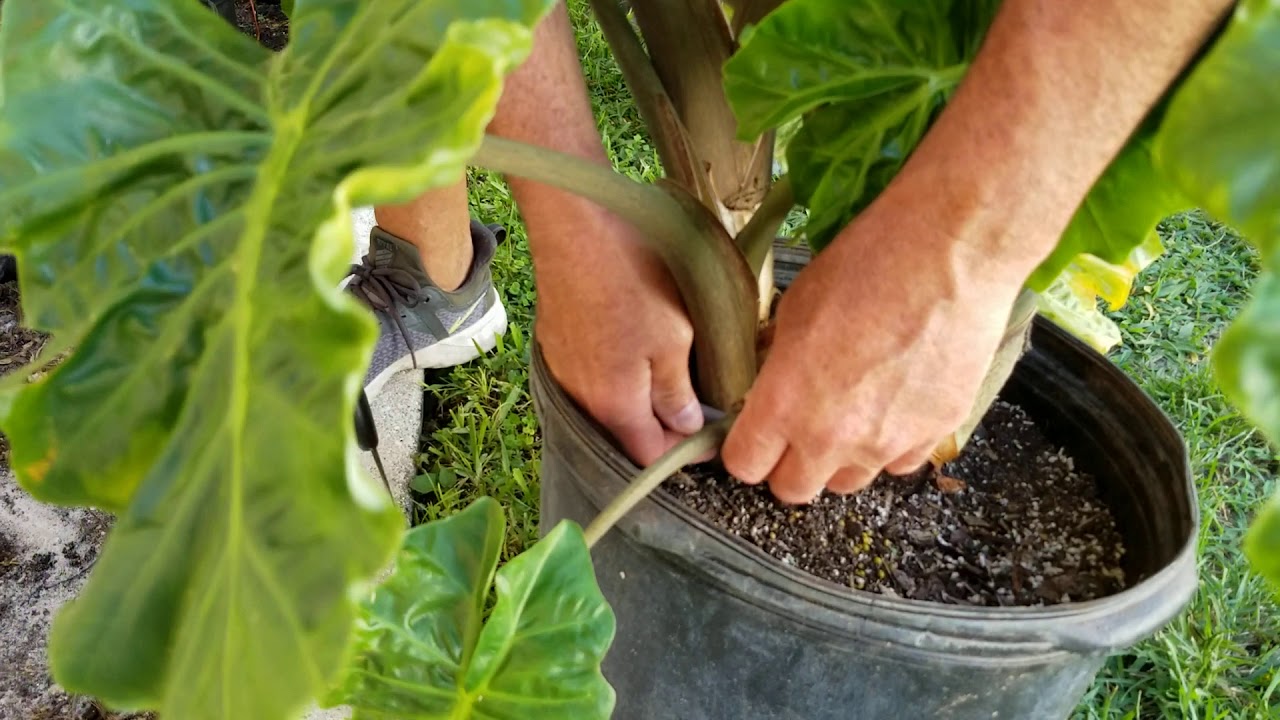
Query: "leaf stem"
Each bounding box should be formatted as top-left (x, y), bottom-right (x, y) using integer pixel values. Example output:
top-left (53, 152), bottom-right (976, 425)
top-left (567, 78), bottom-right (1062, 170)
top-left (474, 135), bottom-right (760, 409)
top-left (737, 175), bottom-right (794, 275)
top-left (473, 136), bottom-right (683, 251)
top-left (584, 415), bottom-right (736, 549)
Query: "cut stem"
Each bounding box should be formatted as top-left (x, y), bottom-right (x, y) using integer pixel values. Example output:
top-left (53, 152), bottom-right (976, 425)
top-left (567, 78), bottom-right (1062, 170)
top-left (737, 175), bottom-right (794, 275)
top-left (584, 415), bottom-right (736, 549)
top-left (627, 0), bottom-right (774, 216)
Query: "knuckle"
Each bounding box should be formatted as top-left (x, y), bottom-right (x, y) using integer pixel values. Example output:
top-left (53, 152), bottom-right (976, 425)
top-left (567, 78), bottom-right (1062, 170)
top-left (651, 381), bottom-right (692, 408)
top-left (672, 322), bottom-right (694, 347)
top-left (769, 479), bottom-right (819, 506)
top-left (829, 469), bottom-right (874, 495)
top-left (804, 424), bottom-right (844, 460)
top-left (767, 453), bottom-right (828, 505)
top-left (721, 446), bottom-right (763, 484)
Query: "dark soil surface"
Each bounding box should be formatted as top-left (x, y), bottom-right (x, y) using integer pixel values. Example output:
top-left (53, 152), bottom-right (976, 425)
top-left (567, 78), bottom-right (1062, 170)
top-left (233, 0), bottom-right (289, 52)
top-left (666, 400), bottom-right (1127, 607)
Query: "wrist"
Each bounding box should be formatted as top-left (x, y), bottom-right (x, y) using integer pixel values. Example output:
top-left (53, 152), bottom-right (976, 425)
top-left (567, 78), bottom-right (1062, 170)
top-left (523, 194), bottom-right (654, 290)
top-left (841, 149), bottom-right (1061, 303)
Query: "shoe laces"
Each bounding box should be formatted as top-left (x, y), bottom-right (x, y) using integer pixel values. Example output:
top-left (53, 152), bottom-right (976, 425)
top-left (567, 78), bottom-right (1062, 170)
top-left (346, 253), bottom-right (425, 369)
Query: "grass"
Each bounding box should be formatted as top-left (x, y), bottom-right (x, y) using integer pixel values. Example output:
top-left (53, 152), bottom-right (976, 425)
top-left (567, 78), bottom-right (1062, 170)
top-left (410, 3), bottom-right (1280, 716)
top-left (1074, 214), bottom-right (1280, 719)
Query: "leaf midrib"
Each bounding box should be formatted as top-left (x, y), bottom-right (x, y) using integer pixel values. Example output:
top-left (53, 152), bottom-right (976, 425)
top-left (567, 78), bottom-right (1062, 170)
top-left (465, 530), bottom-right (562, 698)
top-left (214, 113), bottom-right (307, 713)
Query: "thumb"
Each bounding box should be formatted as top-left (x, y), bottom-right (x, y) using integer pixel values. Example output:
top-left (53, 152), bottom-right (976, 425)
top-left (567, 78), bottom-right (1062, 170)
top-left (650, 351), bottom-right (703, 435)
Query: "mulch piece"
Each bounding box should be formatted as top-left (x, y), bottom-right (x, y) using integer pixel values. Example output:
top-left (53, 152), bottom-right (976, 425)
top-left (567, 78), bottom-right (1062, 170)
top-left (665, 400), bottom-right (1127, 607)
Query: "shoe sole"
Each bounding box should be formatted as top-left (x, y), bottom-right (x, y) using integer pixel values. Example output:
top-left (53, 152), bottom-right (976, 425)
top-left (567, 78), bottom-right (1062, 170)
top-left (364, 300), bottom-right (509, 399)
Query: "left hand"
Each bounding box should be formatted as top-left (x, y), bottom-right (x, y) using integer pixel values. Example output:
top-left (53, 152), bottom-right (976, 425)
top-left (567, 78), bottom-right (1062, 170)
top-left (720, 185), bottom-right (1032, 504)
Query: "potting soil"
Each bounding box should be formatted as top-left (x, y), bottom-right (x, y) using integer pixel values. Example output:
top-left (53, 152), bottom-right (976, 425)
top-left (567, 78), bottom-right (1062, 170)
top-left (665, 400), bottom-right (1127, 606)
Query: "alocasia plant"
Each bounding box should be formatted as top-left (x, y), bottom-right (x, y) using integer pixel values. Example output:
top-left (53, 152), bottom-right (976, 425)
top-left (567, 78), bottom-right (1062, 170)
top-left (1, 0), bottom-right (1278, 718)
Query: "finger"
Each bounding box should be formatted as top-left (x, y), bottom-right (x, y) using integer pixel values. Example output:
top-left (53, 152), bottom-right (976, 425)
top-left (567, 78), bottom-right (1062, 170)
top-left (827, 464), bottom-right (880, 495)
top-left (650, 352), bottom-right (703, 435)
top-left (721, 400), bottom-right (787, 486)
top-left (766, 447), bottom-right (836, 505)
top-left (590, 371), bottom-right (669, 467)
top-left (604, 411), bottom-right (669, 467)
top-left (885, 442), bottom-right (936, 476)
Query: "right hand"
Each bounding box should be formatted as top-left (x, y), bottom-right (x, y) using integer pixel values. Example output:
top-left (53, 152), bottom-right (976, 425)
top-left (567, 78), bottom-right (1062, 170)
top-left (533, 208), bottom-right (703, 466)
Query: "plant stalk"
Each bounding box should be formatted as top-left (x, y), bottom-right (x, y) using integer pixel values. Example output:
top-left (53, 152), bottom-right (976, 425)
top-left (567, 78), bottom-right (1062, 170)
top-left (474, 136), bottom-right (677, 242)
top-left (584, 415), bottom-right (736, 549)
top-left (248, 0), bottom-right (261, 41)
top-left (627, 0), bottom-right (773, 218)
top-left (586, 0), bottom-right (716, 207)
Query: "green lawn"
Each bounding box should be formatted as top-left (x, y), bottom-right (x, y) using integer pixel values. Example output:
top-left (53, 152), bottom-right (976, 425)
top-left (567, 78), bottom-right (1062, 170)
top-left (411, 3), bottom-right (1280, 717)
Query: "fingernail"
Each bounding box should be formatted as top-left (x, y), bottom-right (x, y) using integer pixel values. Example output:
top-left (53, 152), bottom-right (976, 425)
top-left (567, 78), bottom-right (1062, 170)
top-left (670, 401), bottom-right (704, 434)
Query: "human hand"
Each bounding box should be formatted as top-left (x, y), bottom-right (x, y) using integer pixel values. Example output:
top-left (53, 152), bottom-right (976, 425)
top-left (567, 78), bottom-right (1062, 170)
top-left (721, 183), bottom-right (1042, 504)
top-left (533, 207), bottom-right (703, 466)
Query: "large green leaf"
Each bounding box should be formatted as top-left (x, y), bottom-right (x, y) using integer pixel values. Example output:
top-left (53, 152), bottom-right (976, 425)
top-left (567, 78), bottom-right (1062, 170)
top-left (1220, 258), bottom-right (1280, 451)
top-left (1155, 0), bottom-right (1280, 247)
top-left (334, 498), bottom-right (616, 719)
top-left (723, 0), bottom-right (1187, 297)
top-left (724, 0), bottom-right (971, 140)
top-left (784, 84), bottom-right (946, 250)
top-left (1157, 0), bottom-right (1280, 450)
top-left (1238, 260), bottom-right (1280, 593)
top-left (0, 0), bottom-right (551, 717)
top-left (723, 0), bottom-right (997, 248)
top-left (1154, 0), bottom-right (1280, 588)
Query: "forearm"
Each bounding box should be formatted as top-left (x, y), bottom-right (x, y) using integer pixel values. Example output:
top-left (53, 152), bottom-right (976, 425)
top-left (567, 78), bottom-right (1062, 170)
top-left (488, 3), bottom-right (615, 270)
top-left (870, 0), bottom-right (1233, 284)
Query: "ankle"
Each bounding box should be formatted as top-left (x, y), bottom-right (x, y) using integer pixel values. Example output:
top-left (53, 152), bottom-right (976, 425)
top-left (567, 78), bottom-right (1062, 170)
top-left (418, 241), bottom-right (473, 293)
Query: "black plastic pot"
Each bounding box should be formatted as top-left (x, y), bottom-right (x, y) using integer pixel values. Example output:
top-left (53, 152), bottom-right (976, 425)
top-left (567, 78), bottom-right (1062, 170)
top-left (534, 253), bottom-right (1197, 719)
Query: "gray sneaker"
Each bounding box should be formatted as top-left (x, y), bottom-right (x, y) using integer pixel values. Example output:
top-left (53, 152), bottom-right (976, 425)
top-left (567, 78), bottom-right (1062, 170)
top-left (347, 221), bottom-right (509, 398)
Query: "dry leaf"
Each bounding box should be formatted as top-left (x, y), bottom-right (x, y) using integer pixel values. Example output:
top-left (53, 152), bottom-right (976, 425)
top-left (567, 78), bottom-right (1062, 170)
top-left (936, 473), bottom-right (967, 494)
